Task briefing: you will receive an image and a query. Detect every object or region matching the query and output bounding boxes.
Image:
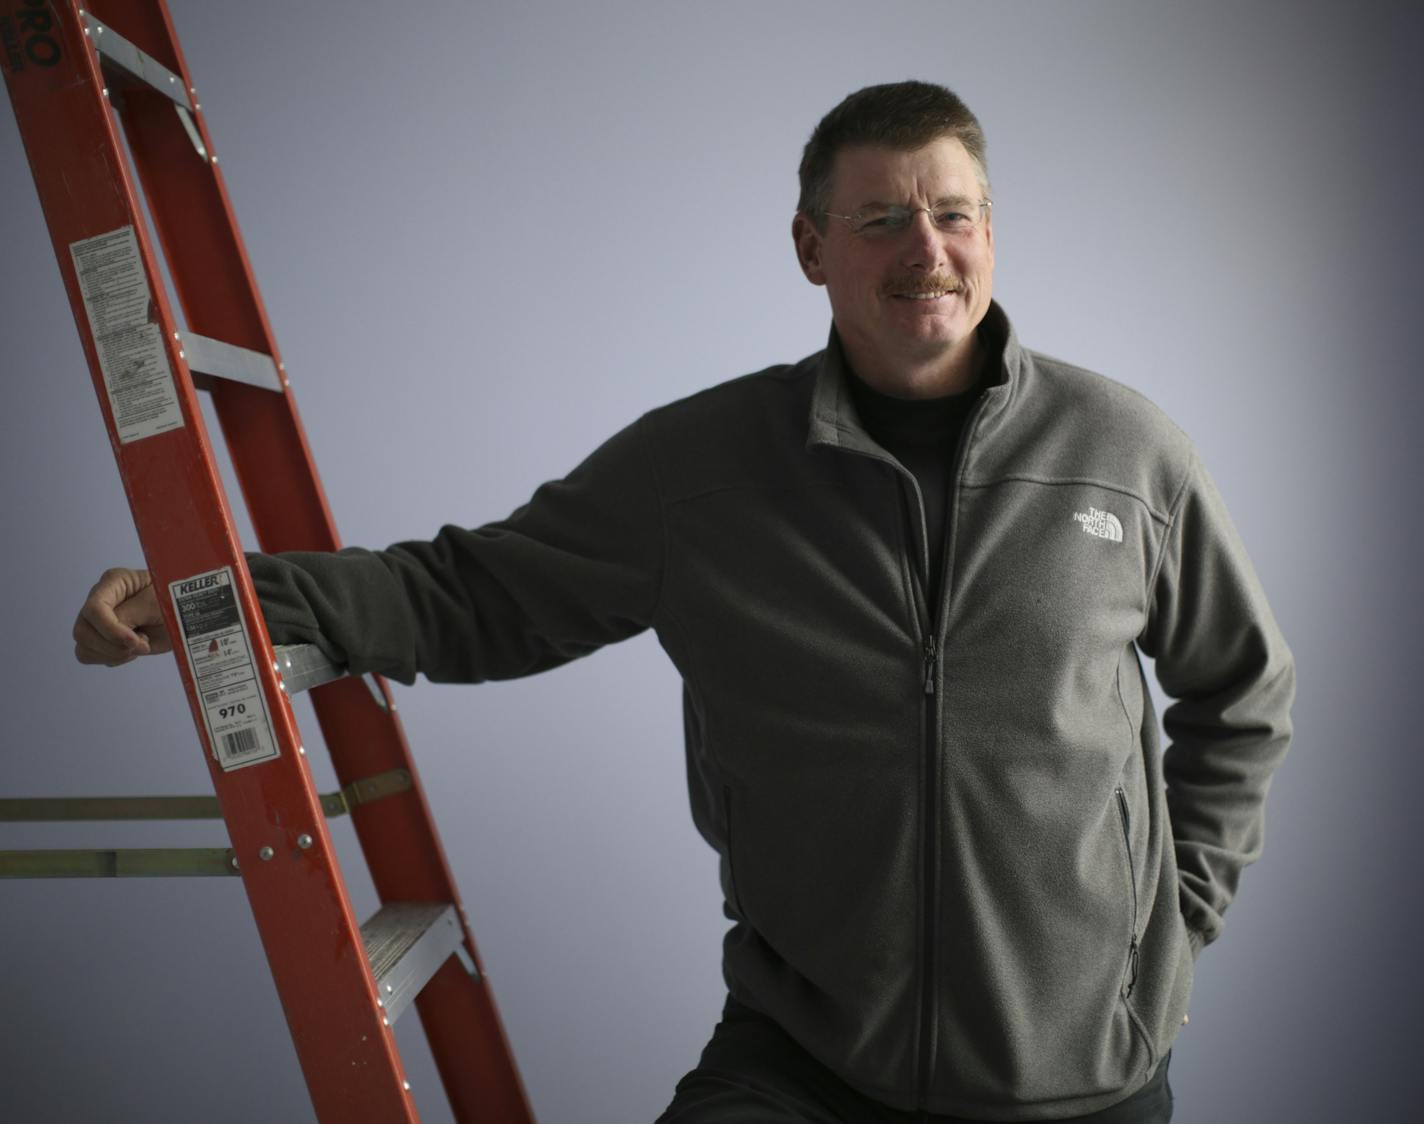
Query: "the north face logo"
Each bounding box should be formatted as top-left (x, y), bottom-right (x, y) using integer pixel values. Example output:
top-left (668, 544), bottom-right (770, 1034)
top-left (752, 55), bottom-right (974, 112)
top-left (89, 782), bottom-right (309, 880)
top-left (1073, 506), bottom-right (1123, 542)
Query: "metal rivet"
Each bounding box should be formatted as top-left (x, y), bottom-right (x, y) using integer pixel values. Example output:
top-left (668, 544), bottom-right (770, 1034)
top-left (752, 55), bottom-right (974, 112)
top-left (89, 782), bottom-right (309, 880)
top-left (259, 846), bottom-right (274, 861)
top-left (195, 103), bottom-right (202, 111)
top-left (385, 983), bottom-right (393, 994)
top-left (402, 1081), bottom-right (411, 1092)
top-left (211, 155), bottom-right (218, 164)
top-left (382, 1016), bottom-right (390, 1027)
top-left (178, 350), bottom-right (185, 359)
top-left (298, 745), bottom-right (306, 756)
top-left (297, 834), bottom-right (313, 850)
top-left (230, 855), bottom-right (240, 870)
top-left (169, 75), bottom-right (176, 83)
top-left (375, 998), bottom-right (383, 1009)
top-left (101, 88), bottom-right (108, 97)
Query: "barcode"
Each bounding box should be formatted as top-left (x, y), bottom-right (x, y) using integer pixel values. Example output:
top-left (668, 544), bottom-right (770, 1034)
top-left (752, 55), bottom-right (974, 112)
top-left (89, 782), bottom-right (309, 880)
top-left (221, 728), bottom-right (260, 757)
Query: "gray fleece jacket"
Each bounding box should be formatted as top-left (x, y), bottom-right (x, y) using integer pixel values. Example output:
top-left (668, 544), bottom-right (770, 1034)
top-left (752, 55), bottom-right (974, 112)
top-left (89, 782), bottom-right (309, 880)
top-left (249, 301), bottom-right (1294, 1119)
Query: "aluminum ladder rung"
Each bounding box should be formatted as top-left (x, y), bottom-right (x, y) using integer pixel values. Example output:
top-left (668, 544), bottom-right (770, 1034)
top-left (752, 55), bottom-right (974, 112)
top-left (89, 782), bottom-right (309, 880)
top-left (361, 903), bottom-right (464, 1024)
top-left (178, 330), bottom-right (283, 393)
top-left (81, 10), bottom-right (210, 162)
top-left (82, 9), bottom-right (192, 111)
top-left (275, 644), bottom-right (390, 711)
top-left (273, 643), bottom-right (345, 694)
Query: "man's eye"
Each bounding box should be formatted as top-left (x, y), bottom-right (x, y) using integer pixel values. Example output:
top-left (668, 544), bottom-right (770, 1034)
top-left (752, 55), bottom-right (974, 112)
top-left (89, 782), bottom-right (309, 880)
top-left (935, 210), bottom-right (971, 226)
top-left (858, 214), bottom-right (897, 230)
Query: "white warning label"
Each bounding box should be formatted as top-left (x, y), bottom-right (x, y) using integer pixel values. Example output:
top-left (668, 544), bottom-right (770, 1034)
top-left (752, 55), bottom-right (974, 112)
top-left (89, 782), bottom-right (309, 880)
top-left (169, 567), bottom-right (280, 772)
top-left (69, 226), bottom-right (184, 444)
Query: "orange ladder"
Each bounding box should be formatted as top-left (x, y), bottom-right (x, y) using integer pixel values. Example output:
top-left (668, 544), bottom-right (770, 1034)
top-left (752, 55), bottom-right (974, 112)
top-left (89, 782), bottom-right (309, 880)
top-left (0, 2), bottom-right (535, 1120)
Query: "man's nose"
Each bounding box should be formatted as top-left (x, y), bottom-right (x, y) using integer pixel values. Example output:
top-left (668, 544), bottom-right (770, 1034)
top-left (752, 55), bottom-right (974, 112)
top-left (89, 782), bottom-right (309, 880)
top-left (900, 210), bottom-right (947, 271)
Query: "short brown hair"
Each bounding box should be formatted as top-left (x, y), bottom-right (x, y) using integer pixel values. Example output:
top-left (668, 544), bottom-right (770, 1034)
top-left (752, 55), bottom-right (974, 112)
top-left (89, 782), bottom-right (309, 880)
top-left (797, 81), bottom-right (990, 230)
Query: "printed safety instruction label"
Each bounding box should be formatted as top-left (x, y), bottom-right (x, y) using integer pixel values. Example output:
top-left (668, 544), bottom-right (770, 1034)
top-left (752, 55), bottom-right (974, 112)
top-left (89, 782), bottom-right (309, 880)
top-left (169, 567), bottom-right (280, 772)
top-left (69, 225), bottom-right (184, 444)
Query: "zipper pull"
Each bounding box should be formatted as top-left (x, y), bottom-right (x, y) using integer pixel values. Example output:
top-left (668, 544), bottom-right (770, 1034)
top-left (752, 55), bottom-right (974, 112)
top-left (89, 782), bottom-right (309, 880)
top-left (923, 636), bottom-right (937, 695)
top-left (1126, 936), bottom-right (1140, 997)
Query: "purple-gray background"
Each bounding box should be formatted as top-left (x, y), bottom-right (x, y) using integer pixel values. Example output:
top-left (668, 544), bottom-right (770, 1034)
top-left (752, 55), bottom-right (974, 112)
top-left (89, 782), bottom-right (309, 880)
top-left (3, 1), bottom-right (1420, 1121)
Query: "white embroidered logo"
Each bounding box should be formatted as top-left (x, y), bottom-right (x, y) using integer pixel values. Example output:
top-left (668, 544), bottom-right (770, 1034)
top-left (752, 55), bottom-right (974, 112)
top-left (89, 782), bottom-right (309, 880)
top-left (1073, 506), bottom-right (1123, 543)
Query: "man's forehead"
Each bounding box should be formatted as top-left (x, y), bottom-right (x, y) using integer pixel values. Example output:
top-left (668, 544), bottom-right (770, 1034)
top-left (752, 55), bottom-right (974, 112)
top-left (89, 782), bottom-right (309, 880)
top-left (828, 138), bottom-right (981, 205)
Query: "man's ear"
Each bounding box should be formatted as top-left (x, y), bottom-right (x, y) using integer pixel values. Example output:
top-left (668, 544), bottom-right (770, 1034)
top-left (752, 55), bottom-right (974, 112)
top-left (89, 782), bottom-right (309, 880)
top-left (792, 212), bottom-right (827, 286)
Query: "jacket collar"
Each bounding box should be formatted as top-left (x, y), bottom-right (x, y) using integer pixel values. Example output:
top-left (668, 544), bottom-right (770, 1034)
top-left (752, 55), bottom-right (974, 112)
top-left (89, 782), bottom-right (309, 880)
top-left (806, 299), bottom-right (1023, 454)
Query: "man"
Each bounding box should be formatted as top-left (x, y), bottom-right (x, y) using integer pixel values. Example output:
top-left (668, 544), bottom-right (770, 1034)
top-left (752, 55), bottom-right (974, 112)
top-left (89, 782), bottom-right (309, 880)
top-left (74, 82), bottom-right (1294, 1122)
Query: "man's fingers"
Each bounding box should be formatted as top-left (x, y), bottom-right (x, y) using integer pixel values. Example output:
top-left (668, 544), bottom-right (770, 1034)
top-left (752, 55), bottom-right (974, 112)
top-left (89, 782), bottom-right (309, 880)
top-left (79, 568), bottom-right (148, 646)
top-left (76, 598), bottom-right (145, 651)
top-left (73, 567), bottom-right (169, 665)
top-left (72, 612), bottom-right (144, 665)
top-left (114, 597), bottom-right (171, 654)
top-left (137, 626), bottom-right (172, 655)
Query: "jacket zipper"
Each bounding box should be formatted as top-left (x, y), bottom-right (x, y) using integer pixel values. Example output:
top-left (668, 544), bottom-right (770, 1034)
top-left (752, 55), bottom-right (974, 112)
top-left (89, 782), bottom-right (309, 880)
top-left (916, 624), bottom-right (939, 1102)
top-left (840, 389), bottom-right (989, 1107)
top-left (910, 394), bottom-right (989, 1107)
top-left (1114, 785), bottom-right (1141, 997)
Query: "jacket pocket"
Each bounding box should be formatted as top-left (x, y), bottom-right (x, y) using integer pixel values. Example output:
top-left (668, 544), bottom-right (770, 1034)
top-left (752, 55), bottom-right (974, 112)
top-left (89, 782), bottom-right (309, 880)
top-left (1114, 785), bottom-right (1141, 997)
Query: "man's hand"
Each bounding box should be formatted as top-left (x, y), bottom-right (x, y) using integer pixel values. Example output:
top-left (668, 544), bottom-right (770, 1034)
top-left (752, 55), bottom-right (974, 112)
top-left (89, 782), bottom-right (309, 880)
top-left (73, 567), bottom-right (172, 666)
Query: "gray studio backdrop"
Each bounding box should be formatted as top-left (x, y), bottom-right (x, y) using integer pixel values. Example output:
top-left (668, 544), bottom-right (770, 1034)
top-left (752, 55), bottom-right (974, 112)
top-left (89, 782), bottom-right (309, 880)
top-left (3, 1), bottom-right (1420, 1121)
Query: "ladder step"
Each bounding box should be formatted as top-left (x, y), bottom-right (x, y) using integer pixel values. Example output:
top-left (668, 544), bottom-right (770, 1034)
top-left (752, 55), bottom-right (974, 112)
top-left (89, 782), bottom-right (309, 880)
top-left (82, 9), bottom-right (193, 111)
top-left (178, 330), bottom-right (283, 393)
top-left (361, 903), bottom-right (463, 1024)
top-left (274, 643), bottom-right (346, 694)
top-left (275, 644), bottom-right (390, 711)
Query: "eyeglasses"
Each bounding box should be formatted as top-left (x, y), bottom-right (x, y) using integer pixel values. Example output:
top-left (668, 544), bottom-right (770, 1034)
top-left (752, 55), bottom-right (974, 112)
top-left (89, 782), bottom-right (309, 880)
top-left (820, 200), bottom-right (991, 239)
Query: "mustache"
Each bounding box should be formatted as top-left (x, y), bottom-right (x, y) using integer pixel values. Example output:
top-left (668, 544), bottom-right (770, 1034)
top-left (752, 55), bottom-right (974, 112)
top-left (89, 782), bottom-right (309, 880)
top-left (882, 274), bottom-right (963, 297)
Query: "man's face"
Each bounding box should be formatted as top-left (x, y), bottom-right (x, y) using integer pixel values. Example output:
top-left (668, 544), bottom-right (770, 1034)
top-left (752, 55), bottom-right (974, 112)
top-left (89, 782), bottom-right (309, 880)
top-left (793, 137), bottom-right (994, 397)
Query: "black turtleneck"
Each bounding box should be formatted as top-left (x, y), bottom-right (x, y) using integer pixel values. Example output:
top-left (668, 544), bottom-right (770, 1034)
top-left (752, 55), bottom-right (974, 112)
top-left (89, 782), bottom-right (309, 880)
top-left (846, 363), bottom-right (985, 610)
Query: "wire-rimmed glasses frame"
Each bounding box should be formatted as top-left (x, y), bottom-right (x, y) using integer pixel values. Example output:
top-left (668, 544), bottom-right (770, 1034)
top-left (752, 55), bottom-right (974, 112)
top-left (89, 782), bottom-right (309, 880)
top-left (820, 199), bottom-right (992, 239)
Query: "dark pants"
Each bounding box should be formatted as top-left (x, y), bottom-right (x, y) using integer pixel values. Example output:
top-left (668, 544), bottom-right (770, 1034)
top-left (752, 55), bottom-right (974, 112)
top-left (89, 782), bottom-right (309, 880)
top-left (655, 996), bottom-right (1173, 1124)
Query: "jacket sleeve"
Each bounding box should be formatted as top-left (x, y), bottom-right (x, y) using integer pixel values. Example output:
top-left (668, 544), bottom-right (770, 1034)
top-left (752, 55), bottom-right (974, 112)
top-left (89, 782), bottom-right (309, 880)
top-left (245, 415), bottom-right (665, 686)
top-left (1139, 450), bottom-right (1295, 956)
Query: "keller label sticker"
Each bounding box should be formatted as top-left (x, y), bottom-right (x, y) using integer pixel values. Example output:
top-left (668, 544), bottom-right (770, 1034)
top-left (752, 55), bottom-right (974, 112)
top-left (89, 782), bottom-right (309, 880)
top-left (169, 567), bottom-right (280, 772)
top-left (69, 225), bottom-right (184, 444)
